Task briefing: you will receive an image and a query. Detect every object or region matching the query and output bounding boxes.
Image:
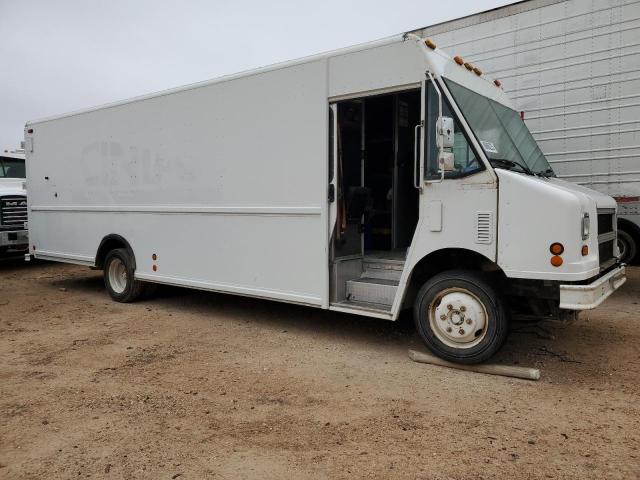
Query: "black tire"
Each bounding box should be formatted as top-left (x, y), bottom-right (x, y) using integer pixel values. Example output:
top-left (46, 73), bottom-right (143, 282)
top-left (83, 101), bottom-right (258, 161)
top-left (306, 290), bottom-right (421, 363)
top-left (618, 229), bottom-right (637, 265)
top-left (413, 270), bottom-right (509, 364)
top-left (103, 248), bottom-right (144, 303)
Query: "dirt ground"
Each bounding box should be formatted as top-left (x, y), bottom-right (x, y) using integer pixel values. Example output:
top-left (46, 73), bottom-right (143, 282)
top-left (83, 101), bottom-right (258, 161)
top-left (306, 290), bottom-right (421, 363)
top-left (0, 258), bottom-right (639, 479)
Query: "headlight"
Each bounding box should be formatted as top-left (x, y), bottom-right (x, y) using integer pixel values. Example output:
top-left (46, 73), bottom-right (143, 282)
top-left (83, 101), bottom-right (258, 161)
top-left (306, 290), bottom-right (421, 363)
top-left (582, 212), bottom-right (590, 240)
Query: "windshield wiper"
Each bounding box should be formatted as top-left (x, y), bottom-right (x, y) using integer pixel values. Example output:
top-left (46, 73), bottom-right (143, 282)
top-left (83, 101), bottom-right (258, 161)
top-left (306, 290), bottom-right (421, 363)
top-left (536, 168), bottom-right (555, 178)
top-left (489, 158), bottom-right (535, 176)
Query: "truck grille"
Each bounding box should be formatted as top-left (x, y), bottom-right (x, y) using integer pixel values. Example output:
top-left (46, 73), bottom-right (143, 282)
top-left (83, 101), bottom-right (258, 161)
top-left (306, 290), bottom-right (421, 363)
top-left (597, 209), bottom-right (616, 270)
top-left (0, 196), bottom-right (28, 229)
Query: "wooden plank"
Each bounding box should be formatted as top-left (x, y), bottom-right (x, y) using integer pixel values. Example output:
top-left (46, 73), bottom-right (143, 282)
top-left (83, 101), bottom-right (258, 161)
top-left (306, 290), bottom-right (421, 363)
top-left (408, 349), bottom-right (541, 381)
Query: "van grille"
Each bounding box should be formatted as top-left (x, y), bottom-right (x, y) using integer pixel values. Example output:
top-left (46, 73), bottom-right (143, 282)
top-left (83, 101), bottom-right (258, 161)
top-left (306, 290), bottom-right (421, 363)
top-left (597, 212), bottom-right (614, 235)
top-left (0, 196), bottom-right (28, 229)
top-left (599, 240), bottom-right (615, 266)
top-left (597, 209), bottom-right (616, 270)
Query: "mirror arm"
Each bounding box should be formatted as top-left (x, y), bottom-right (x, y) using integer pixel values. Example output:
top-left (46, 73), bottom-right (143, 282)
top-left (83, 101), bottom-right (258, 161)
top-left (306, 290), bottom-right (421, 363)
top-left (425, 71), bottom-right (445, 184)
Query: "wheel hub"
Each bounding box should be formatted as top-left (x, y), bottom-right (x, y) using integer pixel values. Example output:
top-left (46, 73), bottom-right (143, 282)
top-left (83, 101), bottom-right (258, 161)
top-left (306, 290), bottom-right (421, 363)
top-left (450, 311), bottom-right (465, 326)
top-left (429, 289), bottom-right (488, 348)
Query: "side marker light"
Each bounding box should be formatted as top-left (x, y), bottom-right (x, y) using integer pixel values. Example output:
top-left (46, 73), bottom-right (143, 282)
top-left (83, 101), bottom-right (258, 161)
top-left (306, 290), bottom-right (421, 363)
top-left (550, 243), bottom-right (564, 255)
top-left (551, 256), bottom-right (563, 267)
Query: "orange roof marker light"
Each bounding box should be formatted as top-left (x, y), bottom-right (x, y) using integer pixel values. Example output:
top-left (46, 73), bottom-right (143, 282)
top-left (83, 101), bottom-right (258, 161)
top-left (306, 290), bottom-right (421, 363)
top-left (473, 67), bottom-right (483, 76)
top-left (494, 79), bottom-right (502, 88)
top-left (453, 55), bottom-right (465, 66)
top-left (425, 39), bottom-right (437, 50)
top-left (463, 62), bottom-right (474, 71)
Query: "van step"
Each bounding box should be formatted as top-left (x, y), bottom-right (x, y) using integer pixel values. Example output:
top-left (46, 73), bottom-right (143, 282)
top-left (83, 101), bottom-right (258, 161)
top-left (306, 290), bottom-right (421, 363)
top-left (331, 300), bottom-right (393, 317)
top-left (346, 277), bottom-right (399, 306)
top-left (362, 261), bottom-right (403, 281)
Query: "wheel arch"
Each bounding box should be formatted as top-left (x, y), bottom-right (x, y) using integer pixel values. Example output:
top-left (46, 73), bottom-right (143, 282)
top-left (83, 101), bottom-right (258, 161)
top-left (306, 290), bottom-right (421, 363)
top-left (402, 248), bottom-right (505, 309)
top-left (95, 234), bottom-right (136, 270)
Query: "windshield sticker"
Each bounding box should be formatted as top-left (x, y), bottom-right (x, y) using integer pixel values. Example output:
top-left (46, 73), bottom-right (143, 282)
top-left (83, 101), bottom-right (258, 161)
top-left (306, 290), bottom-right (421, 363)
top-left (480, 140), bottom-right (498, 154)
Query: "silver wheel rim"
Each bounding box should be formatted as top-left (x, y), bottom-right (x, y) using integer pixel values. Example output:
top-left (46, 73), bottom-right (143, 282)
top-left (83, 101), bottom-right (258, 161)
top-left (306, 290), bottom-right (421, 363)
top-left (108, 257), bottom-right (128, 294)
top-left (428, 287), bottom-right (489, 349)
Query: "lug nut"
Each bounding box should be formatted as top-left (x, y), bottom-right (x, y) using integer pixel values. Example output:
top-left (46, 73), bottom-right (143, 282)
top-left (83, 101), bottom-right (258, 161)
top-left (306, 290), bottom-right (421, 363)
top-left (447, 304), bottom-right (453, 310)
top-left (446, 327), bottom-right (452, 333)
top-left (440, 314), bottom-right (447, 320)
top-left (460, 306), bottom-right (466, 312)
top-left (459, 329), bottom-right (465, 335)
top-left (466, 318), bottom-right (472, 325)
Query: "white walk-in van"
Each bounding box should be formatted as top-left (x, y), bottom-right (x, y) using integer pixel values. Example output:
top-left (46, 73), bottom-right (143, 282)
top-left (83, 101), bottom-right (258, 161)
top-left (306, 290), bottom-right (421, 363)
top-left (25, 34), bottom-right (626, 363)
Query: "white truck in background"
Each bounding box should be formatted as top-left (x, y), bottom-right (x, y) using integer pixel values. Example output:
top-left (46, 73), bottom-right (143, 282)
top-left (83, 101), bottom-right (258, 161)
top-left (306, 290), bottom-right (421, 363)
top-left (411, 0), bottom-right (640, 263)
top-left (0, 147), bottom-right (28, 254)
top-left (25, 33), bottom-right (626, 364)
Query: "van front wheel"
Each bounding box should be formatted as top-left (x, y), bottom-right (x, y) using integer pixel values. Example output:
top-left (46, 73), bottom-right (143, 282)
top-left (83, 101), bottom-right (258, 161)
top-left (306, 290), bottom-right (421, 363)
top-left (104, 248), bottom-right (144, 303)
top-left (414, 270), bottom-right (508, 364)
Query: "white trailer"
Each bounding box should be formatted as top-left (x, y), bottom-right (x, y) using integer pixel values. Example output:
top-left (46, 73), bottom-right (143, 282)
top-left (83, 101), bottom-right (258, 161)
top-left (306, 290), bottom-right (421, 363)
top-left (411, 0), bottom-right (640, 263)
top-left (26, 34), bottom-right (626, 363)
top-left (0, 149), bottom-right (28, 253)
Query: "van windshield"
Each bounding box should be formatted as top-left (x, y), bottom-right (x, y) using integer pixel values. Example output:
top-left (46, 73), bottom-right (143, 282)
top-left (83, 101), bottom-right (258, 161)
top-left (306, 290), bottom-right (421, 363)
top-left (444, 78), bottom-right (554, 177)
top-left (0, 157), bottom-right (26, 179)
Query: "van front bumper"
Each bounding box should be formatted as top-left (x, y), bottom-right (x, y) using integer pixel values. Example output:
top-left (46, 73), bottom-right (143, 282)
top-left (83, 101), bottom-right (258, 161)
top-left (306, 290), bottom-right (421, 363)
top-left (559, 265), bottom-right (626, 310)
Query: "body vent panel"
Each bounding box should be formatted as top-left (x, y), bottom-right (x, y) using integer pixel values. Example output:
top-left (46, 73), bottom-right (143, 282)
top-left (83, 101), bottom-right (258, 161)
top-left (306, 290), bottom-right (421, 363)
top-left (476, 211), bottom-right (493, 244)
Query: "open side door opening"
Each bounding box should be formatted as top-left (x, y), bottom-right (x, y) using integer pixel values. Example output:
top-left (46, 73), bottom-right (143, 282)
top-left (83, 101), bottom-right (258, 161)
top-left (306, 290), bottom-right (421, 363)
top-left (328, 88), bottom-right (422, 316)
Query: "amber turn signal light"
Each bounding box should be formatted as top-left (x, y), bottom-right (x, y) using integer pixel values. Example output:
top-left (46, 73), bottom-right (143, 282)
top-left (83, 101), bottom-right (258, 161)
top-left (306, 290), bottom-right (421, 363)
top-left (549, 243), bottom-right (564, 255)
top-left (550, 256), bottom-right (563, 267)
top-left (582, 245), bottom-right (589, 256)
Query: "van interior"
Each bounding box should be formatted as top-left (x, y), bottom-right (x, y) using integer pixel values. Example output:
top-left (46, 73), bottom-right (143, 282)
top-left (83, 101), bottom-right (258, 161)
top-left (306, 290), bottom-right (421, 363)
top-left (330, 89), bottom-right (421, 313)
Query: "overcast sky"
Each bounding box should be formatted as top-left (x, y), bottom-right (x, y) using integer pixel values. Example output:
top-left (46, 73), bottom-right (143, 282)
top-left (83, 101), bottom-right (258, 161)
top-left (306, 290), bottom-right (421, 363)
top-left (0, 0), bottom-right (515, 149)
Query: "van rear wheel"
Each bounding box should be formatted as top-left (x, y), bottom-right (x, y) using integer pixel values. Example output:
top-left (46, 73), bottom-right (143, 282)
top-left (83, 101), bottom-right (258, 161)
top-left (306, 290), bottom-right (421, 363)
top-left (414, 270), bottom-right (508, 364)
top-left (104, 248), bottom-right (144, 302)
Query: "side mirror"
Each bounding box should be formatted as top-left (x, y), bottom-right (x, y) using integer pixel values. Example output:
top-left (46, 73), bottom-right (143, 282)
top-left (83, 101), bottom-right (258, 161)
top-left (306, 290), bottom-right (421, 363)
top-left (436, 116), bottom-right (455, 149)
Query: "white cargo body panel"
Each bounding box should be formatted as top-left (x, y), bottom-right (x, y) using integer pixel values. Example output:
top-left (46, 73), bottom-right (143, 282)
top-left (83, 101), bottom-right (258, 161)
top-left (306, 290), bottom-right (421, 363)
top-left (411, 0), bottom-right (640, 221)
top-left (29, 60), bottom-right (329, 305)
